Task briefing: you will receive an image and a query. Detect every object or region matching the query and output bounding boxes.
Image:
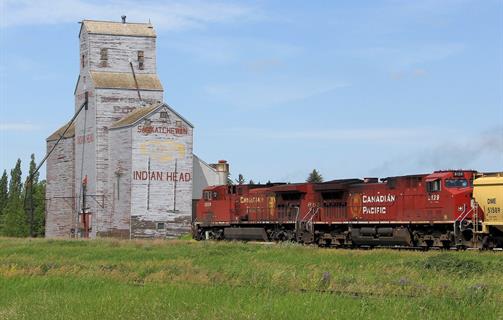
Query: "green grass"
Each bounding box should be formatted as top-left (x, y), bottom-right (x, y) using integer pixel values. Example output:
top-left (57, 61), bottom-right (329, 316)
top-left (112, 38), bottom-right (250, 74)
top-left (0, 238), bottom-right (502, 319)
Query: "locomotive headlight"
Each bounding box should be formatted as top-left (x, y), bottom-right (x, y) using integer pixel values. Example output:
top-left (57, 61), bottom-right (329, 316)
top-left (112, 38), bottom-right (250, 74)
top-left (458, 205), bottom-right (464, 212)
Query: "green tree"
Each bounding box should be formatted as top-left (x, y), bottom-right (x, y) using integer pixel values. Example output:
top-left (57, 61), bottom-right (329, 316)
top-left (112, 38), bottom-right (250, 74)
top-left (249, 179), bottom-right (255, 185)
top-left (0, 170), bottom-right (8, 232)
top-left (8, 159), bottom-right (22, 196)
top-left (306, 169), bottom-right (323, 183)
top-left (235, 174), bottom-right (245, 185)
top-left (31, 180), bottom-right (46, 237)
top-left (3, 159), bottom-right (29, 237)
top-left (28, 154), bottom-right (39, 184)
top-left (25, 154), bottom-right (45, 237)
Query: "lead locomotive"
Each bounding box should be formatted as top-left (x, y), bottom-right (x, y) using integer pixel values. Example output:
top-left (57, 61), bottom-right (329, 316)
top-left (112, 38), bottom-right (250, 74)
top-left (193, 170), bottom-right (503, 249)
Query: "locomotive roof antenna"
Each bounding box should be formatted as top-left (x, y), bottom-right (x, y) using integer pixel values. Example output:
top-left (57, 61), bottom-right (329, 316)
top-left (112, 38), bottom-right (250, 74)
top-left (23, 90), bottom-right (89, 237)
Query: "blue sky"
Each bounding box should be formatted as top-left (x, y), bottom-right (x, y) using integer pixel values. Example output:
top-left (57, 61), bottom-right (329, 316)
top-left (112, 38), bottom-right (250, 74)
top-left (0, 0), bottom-right (502, 183)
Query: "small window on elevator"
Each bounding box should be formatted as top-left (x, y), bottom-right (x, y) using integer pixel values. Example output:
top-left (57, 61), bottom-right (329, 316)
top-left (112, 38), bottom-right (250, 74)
top-left (138, 50), bottom-right (144, 70)
top-left (100, 48), bottom-right (108, 67)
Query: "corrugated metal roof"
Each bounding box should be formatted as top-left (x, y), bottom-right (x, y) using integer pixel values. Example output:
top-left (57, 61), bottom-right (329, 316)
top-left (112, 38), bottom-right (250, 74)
top-left (46, 121), bottom-right (75, 142)
top-left (82, 20), bottom-right (156, 37)
top-left (110, 102), bottom-right (194, 130)
top-left (90, 71), bottom-right (163, 91)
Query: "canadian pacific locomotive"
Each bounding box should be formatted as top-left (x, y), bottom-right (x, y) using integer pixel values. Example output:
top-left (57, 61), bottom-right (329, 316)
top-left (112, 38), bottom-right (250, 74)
top-left (193, 170), bottom-right (503, 249)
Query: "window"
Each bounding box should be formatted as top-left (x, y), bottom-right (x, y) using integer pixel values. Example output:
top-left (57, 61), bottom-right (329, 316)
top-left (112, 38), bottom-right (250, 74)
top-left (406, 177), bottom-right (421, 188)
top-left (227, 185), bottom-right (237, 195)
top-left (81, 54), bottom-right (85, 68)
top-left (281, 193), bottom-right (301, 201)
top-left (100, 48), bottom-right (108, 67)
top-left (203, 191), bottom-right (213, 201)
top-left (387, 178), bottom-right (396, 189)
top-left (426, 179), bottom-right (441, 192)
top-left (160, 111), bottom-right (168, 121)
top-left (321, 191), bottom-right (344, 200)
top-left (445, 179), bottom-right (468, 188)
top-left (138, 50), bottom-right (144, 70)
top-left (156, 222), bottom-right (165, 230)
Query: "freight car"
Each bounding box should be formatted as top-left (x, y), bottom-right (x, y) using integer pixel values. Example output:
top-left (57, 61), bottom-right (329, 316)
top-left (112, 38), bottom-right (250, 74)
top-left (193, 170), bottom-right (503, 249)
top-left (473, 173), bottom-right (503, 248)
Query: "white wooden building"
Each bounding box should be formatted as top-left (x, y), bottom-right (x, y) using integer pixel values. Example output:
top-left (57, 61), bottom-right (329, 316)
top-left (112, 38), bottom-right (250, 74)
top-left (45, 18), bottom-right (227, 238)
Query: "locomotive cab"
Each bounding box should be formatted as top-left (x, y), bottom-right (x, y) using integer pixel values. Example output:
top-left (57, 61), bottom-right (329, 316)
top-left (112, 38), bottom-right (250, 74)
top-left (424, 170), bottom-right (478, 245)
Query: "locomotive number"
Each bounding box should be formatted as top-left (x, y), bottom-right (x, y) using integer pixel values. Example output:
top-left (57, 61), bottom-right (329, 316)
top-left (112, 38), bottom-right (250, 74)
top-left (308, 202), bottom-right (321, 209)
top-left (428, 194), bottom-right (440, 201)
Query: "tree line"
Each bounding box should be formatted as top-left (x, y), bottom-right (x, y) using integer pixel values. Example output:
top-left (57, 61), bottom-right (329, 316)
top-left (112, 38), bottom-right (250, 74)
top-left (230, 169), bottom-right (324, 185)
top-left (0, 154), bottom-right (45, 237)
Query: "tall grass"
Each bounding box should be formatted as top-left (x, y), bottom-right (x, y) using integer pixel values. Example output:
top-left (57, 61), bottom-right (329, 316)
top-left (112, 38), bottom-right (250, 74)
top-left (0, 238), bottom-right (502, 319)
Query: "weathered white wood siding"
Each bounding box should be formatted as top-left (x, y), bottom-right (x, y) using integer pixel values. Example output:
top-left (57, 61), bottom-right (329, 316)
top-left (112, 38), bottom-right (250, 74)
top-left (130, 106), bottom-right (193, 238)
top-left (106, 126), bottom-right (132, 237)
top-left (75, 27), bottom-right (163, 237)
top-left (88, 34), bottom-right (156, 74)
top-left (45, 138), bottom-right (75, 237)
top-left (94, 89), bottom-right (162, 236)
top-left (74, 76), bottom-right (98, 237)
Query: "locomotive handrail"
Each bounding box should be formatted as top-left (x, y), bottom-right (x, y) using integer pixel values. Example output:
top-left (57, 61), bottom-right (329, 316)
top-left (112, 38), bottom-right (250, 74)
top-left (454, 205), bottom-right (473, 237)
top-left (455, 204), bottom-right (471, 223)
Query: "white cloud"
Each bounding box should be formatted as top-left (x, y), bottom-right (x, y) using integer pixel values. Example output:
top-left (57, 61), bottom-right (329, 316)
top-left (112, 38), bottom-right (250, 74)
top-left (0, 122), bottom-right (40, 131)
top-left (0, 0), bottom-right (257, 30)
top-left (359, 43), bottom-right (465, 69)
top-left (164, 36), bottom-right (302, 65)
top-left (213, 127), bottom-right (432, 143)
top-left (204, 80), bottom-right (348, 109)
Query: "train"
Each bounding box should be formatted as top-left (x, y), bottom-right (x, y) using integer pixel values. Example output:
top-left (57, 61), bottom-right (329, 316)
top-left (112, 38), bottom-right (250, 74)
top-left (192, 170), bottom-right (503, 249)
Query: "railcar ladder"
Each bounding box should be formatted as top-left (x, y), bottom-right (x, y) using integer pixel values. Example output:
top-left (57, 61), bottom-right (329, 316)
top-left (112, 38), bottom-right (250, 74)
top-left (295, 207), bottom-right (320, 242)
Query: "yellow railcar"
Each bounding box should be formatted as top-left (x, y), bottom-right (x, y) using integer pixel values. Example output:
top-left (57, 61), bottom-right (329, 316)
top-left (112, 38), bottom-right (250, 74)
top-left (473, 173), bottom-right (503, 247)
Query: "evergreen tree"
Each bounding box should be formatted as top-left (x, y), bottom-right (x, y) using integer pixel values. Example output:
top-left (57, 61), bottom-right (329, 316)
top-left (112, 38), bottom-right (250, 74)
top-left (8, 159), bottom-right (22, 196)
top-left (249, 179), bottom-right (255, 185)
top-left (3, 159), bottom-right (29, 237)
top-left (0, 170), bottom-right (7, 210)
top-left (32, 180), bottom-right (46, 237)
top-left (25, 154), bottom-right (45, 237)
top-left (0, 170), bottom-right (8, 232)
top-left (306, 169), bottom-right (323, 183)
top-left (28, 154), bottom-right (39, 184)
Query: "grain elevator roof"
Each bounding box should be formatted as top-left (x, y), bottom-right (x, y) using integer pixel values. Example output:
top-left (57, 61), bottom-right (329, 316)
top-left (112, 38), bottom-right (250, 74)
top-left (80, 20), bottom-right (156, 37)
top-left (90, 72), bottom-right (163, 91)
top-left (110, 103), bottom-right (194, 130)
top-left (46, 121), bottom-right (75, 142)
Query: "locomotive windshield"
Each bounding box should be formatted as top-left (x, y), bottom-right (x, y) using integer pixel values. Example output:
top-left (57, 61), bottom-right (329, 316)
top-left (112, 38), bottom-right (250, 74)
top-left (445, 178), bottom-right (469, 188)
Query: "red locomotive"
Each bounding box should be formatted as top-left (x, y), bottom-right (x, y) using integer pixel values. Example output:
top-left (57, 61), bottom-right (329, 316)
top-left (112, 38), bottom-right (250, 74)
top-left (193, 170), bottom-right (483, 248)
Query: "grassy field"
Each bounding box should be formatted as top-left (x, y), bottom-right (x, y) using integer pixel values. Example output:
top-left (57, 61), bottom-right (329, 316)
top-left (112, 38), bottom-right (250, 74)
top-left (0, 238), bottom-right (502, 320)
